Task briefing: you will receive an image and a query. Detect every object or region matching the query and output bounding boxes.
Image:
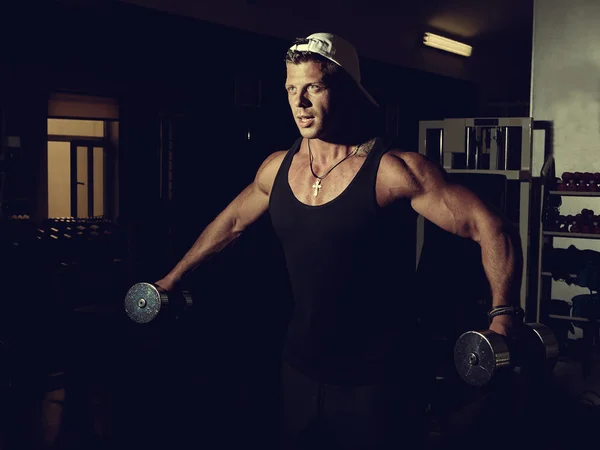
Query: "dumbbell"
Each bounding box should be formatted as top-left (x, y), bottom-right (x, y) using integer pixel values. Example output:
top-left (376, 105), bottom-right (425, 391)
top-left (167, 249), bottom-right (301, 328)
top-left (454, 323), bottom-right (559, 387)
top-left (124, 282), bottom-right (193, 324)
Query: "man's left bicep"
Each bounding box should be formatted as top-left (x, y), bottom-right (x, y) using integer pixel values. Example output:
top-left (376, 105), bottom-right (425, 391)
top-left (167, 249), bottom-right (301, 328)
top-left (397, 151), bottom-right (503, 240)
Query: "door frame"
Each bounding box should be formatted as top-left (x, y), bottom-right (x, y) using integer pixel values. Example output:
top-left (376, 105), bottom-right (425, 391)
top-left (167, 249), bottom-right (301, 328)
top-left (47, 136), bottom-right (106, 218)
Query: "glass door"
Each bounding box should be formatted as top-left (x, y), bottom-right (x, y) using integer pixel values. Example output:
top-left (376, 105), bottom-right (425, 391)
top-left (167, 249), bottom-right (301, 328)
top-left (47, 140), bottom-right (105, 218)
top-left (71, 142), bottom-right (105, 218)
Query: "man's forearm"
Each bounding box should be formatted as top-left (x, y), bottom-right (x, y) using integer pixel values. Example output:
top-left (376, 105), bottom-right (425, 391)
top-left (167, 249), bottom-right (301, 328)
top-left (479, 225), bottom-right (523, 308)
top-left (166, 215), bottom-right (242, 283)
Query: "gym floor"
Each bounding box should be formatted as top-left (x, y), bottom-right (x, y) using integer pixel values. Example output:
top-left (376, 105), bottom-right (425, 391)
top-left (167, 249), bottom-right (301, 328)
top-left (429, 353), bottom-right (600, 450)
top-left (2, 232), bottom-right (599, 450)
top-left (3, 305), bottom-right (599, 450)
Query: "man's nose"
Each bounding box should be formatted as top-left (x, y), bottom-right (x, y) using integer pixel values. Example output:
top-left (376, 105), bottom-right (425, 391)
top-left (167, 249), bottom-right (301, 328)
top-left (294, 92), bottom-right (311, 108)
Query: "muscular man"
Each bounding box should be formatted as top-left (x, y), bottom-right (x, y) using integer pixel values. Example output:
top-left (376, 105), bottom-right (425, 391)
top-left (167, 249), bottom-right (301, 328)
top-left (156, 33), bottom-right (523, 449)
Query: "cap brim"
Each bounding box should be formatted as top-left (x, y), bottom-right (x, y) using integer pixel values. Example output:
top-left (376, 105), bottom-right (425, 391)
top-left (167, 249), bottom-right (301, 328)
top-left (358, 84), bottom-right (378, 107)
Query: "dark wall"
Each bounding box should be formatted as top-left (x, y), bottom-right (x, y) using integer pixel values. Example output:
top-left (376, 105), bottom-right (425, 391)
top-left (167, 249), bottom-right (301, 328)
top-left (0, 0), bottom-right (481, 354)
top-left (1, 0), bottom-right (481, 280)
top-left (0, 3), bottom-right (484, 447)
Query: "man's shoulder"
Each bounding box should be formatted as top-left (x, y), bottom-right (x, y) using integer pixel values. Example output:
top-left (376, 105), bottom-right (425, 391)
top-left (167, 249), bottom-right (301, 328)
top-left (263, 150), bottom-right (288, 175)
top-left (381, 149), bottom-right (427, 166)
top-left (377, 150), bottom-right (446, 200)
top-left (263, 149), bottom-right (288, 166)
top-left (375, 150), bottom-right (420, 198)
top-left (381, 150), bottom-right (443, 180)
top-left (379, 149), bottom-right (420, 177)
top-left (255, 150), bottom-right (288, 194)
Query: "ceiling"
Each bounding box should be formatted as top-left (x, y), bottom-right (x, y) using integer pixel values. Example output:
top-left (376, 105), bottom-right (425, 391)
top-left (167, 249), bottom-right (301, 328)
top-left (116, 0), bottom-right (534, 41)
top-left (115, 0), bottom-right (534, 76)
top-left (55, 0), bottom-right (534, 102)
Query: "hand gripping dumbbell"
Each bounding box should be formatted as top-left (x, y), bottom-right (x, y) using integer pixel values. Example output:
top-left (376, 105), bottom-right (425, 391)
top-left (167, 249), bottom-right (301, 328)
top-left (453, 322), bottom-right (559, 387)
top-left (124, 282), bottom-right (193, 324)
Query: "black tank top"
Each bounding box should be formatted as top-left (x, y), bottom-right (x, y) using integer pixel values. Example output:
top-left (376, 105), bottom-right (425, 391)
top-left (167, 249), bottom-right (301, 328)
top-left (269, 137), bottom-right (419, 385)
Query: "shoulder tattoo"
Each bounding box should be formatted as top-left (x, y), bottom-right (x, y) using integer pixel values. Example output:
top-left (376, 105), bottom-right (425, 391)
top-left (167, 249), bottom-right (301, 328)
top-left (356, 138), bottom-right (376, 156)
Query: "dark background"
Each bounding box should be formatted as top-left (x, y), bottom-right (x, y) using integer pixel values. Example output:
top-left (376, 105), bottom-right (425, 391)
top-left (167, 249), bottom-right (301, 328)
top-left (0, 1), bottom-right (552, 449)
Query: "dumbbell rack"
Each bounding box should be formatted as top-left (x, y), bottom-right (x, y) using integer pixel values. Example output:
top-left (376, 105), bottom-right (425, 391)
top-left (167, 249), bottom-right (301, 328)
top-left (535, 155), bottom-right (600, 336)
top-left (417, 117), bottom-right (534, 316)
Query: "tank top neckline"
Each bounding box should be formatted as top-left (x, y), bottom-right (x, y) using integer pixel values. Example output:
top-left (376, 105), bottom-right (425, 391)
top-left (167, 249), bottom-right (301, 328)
top-left (285, 137), bottom-right (381, 210)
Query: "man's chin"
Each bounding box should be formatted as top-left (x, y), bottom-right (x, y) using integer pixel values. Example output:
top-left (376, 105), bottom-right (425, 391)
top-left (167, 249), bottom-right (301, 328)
top-left (298, 128), bottom-right (321, 139)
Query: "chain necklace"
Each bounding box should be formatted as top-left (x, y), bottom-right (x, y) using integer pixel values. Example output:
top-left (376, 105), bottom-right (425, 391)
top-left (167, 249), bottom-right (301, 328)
top-left (308, 139), bottom-right (361, 197)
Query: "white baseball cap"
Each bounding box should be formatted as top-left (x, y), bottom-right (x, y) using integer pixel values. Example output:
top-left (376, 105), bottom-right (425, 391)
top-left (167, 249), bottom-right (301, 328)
top-left (288, 32), bottom-right (378, 106)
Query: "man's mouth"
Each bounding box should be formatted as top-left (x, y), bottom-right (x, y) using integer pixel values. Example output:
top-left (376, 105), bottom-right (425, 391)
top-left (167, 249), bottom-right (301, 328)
top-left (297, 115), bottom-right (315, 127)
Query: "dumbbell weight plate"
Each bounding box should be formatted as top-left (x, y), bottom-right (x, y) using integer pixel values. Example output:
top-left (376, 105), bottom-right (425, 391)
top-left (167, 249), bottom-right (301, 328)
top-left (124, 282), bottom-right (167, 324)
top-left (527, 323), bottom-right (559, 360)
top-left (454, 330), bottom-right (511, 387)
top-left (520, 323), bottom-right (560, 374)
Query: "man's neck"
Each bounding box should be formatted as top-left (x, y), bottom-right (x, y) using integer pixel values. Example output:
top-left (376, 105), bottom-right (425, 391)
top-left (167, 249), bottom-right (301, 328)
top-left (306, 137), bottom-right (376, 164)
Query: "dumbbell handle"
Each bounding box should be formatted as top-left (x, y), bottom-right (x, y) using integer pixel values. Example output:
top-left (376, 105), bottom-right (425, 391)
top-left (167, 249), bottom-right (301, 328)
top-left (472, 324), bottom-right (539, 365)
top-left (487, 322), bottom-right (559, 363)
top-left (150, 284), bottom-right (193, 309)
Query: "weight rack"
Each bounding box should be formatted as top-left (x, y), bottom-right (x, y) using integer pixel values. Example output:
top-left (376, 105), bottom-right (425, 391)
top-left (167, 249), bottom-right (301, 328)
top-left (416, 117), bottom-right (535, 316)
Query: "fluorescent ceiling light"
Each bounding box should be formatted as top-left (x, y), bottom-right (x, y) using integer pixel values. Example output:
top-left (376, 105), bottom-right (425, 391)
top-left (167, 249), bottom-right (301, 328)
top-left (423, 32), bottom-right (472, 57)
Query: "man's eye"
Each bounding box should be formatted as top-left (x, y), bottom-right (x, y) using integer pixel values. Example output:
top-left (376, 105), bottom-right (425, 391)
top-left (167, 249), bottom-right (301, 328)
top-left (308, 85), bottom-right (322, 92)
top-left (287, 87), bottom-right (297, 94)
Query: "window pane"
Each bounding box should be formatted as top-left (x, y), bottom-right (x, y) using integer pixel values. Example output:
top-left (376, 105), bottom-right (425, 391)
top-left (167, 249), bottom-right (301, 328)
top-left (77, 146), bottom-right (88, 218)
top-left (48, 119), bottom-right (104, 138)
top-left (93, 147), bottom-right (104, 217)
top-left (47, 142), bottom-right (71, 218)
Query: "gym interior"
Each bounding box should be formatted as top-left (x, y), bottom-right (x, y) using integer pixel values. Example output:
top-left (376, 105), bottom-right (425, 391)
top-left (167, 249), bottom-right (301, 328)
top-left (1, 0), bottom-right (599, 449)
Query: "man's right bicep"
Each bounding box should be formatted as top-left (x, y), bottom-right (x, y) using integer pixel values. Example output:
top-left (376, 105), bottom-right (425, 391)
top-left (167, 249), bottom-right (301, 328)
top-left (227, 181), bottom-right (270, 233)
top-left (222, 150), bottom-right (284, 233)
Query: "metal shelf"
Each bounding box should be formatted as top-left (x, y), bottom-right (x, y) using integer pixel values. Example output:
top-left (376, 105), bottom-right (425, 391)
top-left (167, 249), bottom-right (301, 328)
top-left (548, 314), bottom-right (599, 323)
top-left (543, 231), bottom-right (600, 239)
top-left (541, 272), bottom-right (577, 279)
top-left (548, 191), bottom-right (600, 197)
top-left (538, 155), bottom-right (600, 328)
top-left (447, 169), bottom-right (529, 180)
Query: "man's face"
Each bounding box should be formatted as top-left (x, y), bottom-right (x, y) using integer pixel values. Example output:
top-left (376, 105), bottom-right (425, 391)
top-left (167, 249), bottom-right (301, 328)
top-left (285, 61), bottom-right (339, 140)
